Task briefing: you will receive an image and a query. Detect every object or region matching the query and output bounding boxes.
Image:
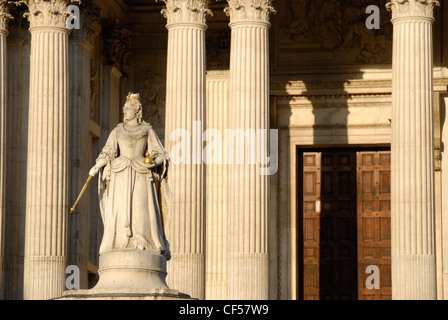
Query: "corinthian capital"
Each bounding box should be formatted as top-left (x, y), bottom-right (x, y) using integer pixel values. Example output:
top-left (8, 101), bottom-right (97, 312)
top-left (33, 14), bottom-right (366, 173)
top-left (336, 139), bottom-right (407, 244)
top-left (0, 0), bottom-right (13, 32)
top-left (157, 0), bottom-right (212, 28)
top-left (15, 0), bottom-right (81, 30)
top-left (224, 0), bottom-right (276, 26)
top-left (386, 0), bottom-right (440, 21)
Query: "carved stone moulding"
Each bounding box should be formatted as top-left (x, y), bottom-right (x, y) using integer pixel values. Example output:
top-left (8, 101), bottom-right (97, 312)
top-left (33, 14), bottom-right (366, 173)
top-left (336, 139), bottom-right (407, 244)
top-left (224, 0), bottom-right (276, 27)
top-left (14, 0), bottom-right (81, 30)
top-left (386, 0), bottom-right (440, 22)
top-left (103, 20), bottom-right (132, 74)
top-left (71, 0), bottom-right (101, 41)
top-left (157, 0), bottom-right (212, 29)
top-left (0, 0), bottom-right (13, 33)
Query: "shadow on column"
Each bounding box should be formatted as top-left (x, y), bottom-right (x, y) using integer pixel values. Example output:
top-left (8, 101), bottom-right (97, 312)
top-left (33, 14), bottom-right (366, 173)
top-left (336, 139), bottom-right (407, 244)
top-left (3, 7), bottom-right (30, 300)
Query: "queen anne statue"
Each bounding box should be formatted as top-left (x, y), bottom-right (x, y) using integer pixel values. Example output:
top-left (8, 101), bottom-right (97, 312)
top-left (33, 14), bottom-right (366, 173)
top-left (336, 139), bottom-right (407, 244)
top-left (87, 93), bottom-right (173, 291)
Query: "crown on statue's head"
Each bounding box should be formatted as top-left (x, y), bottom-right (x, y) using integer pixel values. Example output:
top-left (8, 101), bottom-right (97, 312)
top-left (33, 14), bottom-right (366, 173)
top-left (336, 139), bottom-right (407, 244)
top-left (126, 92), bottom-right (141, 103)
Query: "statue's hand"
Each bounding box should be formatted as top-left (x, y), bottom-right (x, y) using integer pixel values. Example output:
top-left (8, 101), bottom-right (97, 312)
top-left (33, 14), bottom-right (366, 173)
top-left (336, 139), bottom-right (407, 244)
top-left (89, 165), bottom-right (100, 177)
top-left (146, 156), bottom-right (163, 170)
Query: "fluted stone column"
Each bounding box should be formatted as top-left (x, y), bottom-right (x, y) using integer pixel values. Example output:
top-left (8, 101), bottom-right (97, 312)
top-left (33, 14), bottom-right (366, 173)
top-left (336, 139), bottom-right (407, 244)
top-left (387, 0), bottom-right (439, 300)
top-left (225, 0), bottom-right (275, 300)
top-left (0, 0), bottom-right (11, 299)
top-left (205, 72), bottom-right (229, 300)
top-left (159, 0), bottom-right (210, 300)
top-left (21, 0), bottom-right (75, 300)
top-left (68, 0), bottom-right (99, 290)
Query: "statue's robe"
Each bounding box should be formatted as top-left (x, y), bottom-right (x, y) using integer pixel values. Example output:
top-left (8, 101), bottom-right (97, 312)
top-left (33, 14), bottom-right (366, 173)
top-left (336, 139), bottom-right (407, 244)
top-left (97, 121), bottom-right (170, 258)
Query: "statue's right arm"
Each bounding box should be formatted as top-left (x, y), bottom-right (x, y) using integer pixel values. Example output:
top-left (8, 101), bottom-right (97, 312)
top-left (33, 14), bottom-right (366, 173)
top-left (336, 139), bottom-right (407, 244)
top-left (89, 129), bottom-right (118, 177)
top-left (89, 158), bottom-right (108, 177)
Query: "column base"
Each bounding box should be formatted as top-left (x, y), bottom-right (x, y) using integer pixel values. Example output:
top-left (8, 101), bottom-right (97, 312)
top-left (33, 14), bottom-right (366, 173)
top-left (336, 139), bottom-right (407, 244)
top-left (392, 254), bottom-right (437, 300)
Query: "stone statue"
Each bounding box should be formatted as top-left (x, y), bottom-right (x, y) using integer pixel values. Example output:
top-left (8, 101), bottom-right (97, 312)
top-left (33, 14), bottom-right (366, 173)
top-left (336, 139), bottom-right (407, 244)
top-left (88, 92), bottom-right (172, 291)
top-left (90, 92), bottom-right (170, 258)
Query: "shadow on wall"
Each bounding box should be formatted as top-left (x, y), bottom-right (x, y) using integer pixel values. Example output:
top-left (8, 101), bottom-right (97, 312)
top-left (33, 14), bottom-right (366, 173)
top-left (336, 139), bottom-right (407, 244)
top-left (298, 77), bottom-right (361, 301)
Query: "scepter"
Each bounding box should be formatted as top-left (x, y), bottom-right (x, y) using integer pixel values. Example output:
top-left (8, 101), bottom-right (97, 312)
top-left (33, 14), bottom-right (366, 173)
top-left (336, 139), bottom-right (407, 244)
top-left (70, 175), bottom-right (94, 214)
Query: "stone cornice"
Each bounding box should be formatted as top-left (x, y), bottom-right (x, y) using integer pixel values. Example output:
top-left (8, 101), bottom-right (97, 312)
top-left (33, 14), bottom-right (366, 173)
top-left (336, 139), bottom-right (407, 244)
top-left (224, 0), bottom-right (275, 27)
top-left (157, 0), bottom-right (212, 28)
top-left (15, 0), bottom-right (81, 30)
top-left (386, 0), bottom-right (440, 22)
top-left (0, 0), bottom-right (13, 32)
top-left (270, 78), bottom-right (448, 96)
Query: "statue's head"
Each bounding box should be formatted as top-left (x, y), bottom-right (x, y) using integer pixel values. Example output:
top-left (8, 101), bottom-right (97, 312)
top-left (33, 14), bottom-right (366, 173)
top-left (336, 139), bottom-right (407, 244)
top-left (124, 92), bottom-right (143, 124)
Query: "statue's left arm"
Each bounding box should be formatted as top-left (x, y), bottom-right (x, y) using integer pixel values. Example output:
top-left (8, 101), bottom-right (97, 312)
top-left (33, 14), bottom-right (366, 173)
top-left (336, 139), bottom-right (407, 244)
top-left (147, 125), bottom-right (170, 182)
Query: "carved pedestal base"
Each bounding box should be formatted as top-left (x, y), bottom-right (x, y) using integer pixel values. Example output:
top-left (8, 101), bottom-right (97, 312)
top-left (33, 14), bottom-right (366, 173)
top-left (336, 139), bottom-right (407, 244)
top-left (58, 288), bottom-right (192, 300)
top-left (95, 250), bottom-right (169, 290)
top-left (58, 250), bottom-right (194, 300)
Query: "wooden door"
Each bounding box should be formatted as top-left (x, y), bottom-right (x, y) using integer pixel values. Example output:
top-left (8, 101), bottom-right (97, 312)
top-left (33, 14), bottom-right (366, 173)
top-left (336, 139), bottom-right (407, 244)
top-left (301, 151), bottom-right (358, 300)
top-left (302, 152), bottom-right (321, 300)
top-left (357, 151), bottom-right (392, 300)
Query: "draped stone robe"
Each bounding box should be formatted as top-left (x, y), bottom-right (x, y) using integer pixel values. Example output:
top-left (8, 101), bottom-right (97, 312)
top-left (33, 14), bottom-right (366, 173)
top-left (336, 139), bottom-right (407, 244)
top-left (96, 121), bottom-right (170, 258)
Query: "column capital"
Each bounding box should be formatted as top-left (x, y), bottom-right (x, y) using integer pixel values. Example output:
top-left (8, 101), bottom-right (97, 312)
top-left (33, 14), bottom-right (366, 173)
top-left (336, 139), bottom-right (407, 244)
top-left (15, 0), bottom-right (80, 30)
top-left (224, 0), bottom-right (276, 27)
top-left (0, 0), bottom-right (13, 34)
top-left (157, 0), bottom-right (212, 29)
top-left (386, 0), bottom-right (439, 22)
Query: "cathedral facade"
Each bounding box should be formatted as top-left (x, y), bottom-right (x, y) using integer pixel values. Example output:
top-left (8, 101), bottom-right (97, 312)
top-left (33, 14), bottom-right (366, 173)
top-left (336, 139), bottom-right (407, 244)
top-left (0, 0), bottom-right (447, 300)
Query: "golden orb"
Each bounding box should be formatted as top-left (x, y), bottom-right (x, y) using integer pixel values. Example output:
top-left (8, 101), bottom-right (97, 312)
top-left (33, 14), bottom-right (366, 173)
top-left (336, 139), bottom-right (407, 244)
top-left (144, 152), bottom-right (153, 166)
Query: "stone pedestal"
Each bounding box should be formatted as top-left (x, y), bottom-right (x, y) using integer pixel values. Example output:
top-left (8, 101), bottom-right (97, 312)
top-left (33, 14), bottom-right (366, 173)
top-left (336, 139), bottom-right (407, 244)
top-left (94, 251), bottom-right (169, 290)
top-left (387, 0), bottom-right (440, 300)
top-left (59, 288), bottom-right (192, 300)
top-left (58, 250), bottom-right (193, 300)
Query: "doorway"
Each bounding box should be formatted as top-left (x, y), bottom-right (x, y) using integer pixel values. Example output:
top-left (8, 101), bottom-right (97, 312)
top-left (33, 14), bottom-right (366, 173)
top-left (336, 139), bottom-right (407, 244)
top-left (298, 148), bottom-right (392, 300)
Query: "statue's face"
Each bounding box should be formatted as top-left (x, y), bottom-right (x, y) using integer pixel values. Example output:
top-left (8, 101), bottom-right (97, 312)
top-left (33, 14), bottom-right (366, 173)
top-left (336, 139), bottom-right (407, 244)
top-left (123, 102), bottom-right (138, 122)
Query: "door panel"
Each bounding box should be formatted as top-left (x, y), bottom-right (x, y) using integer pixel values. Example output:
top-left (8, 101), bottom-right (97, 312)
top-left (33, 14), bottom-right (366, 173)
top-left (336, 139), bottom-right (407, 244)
top-left (319, 152), bottom-right (357, 300)
top-left (357, 151), bottom-right (392, 300)
top-left (302, 152), bottom-right (321, 300)
top-left (301, 151), bottom-right (358, 300)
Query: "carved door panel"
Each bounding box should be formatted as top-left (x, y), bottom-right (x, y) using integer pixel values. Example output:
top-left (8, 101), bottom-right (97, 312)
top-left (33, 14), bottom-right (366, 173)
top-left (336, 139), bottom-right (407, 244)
top-left (319, 152), bottom-right (358, 300)
top-left (302, 152), bottom-right (322, 300)
top-left (357, 151), bottom-right (392, 300)
top-left (301, 151), bottom-right (358, 300)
